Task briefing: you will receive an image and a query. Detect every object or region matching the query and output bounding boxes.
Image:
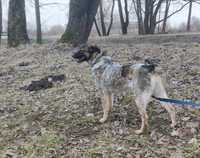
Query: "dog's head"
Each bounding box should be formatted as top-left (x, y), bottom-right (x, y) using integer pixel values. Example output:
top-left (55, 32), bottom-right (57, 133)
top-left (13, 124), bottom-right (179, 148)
top-left (72, 44), bottom-right (101, 63)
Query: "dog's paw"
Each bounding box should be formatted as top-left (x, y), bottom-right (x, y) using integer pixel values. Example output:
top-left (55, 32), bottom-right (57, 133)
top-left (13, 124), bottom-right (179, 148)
top-left (99, 118), bottom-right (107, 123)
top-left (170, 122), bottom-right (176, 128)
top-left (135, 129), bottom-right (144, 135)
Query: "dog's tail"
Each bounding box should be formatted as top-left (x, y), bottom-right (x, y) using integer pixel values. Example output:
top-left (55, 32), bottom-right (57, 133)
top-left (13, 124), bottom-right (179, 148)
top-left (141, 64), bottom-right (155, 73)
top-left (143, 58), bottom-right (159, 73)
top-left (121, 59), bottom-right (159, 78)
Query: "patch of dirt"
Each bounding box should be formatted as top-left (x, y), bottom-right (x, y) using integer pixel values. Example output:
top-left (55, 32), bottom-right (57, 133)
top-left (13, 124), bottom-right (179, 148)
top-left (0, 35), bottom-right (200, 158)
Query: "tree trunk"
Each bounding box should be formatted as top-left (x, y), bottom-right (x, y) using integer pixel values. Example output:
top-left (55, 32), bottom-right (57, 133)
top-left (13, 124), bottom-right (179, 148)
top-left (144, 0), bottom-right (151, 34)
top-left (133, 0), bottom-right (144, 34)
top-left (99, 0), bottom-right (106, 36)
top-left (162, 0), bottom-right (170, 33)
top-left (35, 0), bottom-right (42, 44)
top-left (8, 0), bottom-right (29, 47)
top-left (95, 0), bottom-right (115, 36)
top-left (124, 0), bottom-right (129, 31)
top-left (144, 0), bottom-right (164, 34)
top-left (117, 0), bottom-right (129, 34)
top-left (60, 0), bottom-right (100, 46)
top-left (149, 17), bottom-right (156, 34)
top-left (187, 0), bottom-right (192, 31)
top-left (106, 0), bottom-right (115, 35)
top-left (157, 7), bottom-right (161, 32)
top-left (149, 0), bottom-right (155, 33)
top-left (94, 18), bottom-right (102, 36)
top-left (0, 0), bottom-right (2, 45)
top-left (118, 0), bottom-right (124, 34)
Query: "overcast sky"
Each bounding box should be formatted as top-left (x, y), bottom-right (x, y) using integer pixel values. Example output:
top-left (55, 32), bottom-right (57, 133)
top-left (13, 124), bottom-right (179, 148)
top-left (2, 0), bottom-right (200, 31)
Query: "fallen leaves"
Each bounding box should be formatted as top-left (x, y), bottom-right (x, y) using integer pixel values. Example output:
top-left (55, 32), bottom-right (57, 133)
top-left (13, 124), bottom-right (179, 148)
top-left (0, 36), bottom-right (200, 157)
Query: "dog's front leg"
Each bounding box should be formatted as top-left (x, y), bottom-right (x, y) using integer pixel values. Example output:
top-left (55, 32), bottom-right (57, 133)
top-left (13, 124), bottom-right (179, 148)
top-left (135, 95), bottom-right (150, 134)
top-left (99, 92), bottom-right (113, 123)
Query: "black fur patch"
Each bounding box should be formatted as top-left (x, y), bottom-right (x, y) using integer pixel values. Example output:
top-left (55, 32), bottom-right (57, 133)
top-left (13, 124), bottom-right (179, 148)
top-left (88, 45), bottom-right (101, 54)
top-left (144, 58), bottom-right (160, 66)
top-left (141, 64), bottom-right (155, 73)
top-left (87, 45), bottom-right (101, 61)
top-left (72, 45), bottom-right (101, 63)
top-left (121, 64), bottom-right (132, 77)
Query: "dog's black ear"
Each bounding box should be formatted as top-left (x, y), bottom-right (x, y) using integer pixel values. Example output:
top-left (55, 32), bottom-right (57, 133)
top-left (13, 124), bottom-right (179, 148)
top-left (144, 58), bottom-right (160, 66)
top-left (88, 45), bottom-right (101, 54)
top-left (141, 64), bottom-right (155, 73)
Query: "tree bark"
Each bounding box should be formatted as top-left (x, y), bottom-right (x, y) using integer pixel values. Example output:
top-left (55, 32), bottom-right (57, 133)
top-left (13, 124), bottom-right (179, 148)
top-left (94, 18), bottom-right (102, 36)
top-left (106, 0), bottom-right (115, 35)
top-left (99, 0), bottom-right (106, 36)
top-left (35, 0), bottom-right (42, 44)
top-left (187, 0), bottom-right (192, 31)
top-left (60, 0), bottom-right (100, 46)
top-left (8, 0), bottom-right (29, 47)
top-left (162, 0), bottom-right (171, 33)
top-left (117, 0), bottom-right (129, 34)
top-left (133, 0), bottom-right (144, 34)
top-left (95, 0), bottom-right (115, 36)
top-left (134, 0), bottom-right (164, 34)
top-left (0, 0), bottom-right (2, 45)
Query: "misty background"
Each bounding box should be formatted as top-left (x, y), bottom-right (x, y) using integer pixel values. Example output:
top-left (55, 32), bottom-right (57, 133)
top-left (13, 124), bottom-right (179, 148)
top-left (1, 0), bottom-right (200, 36)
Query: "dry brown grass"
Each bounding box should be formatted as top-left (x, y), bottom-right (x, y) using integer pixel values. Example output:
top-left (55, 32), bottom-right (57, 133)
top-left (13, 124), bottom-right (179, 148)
top-left (0, 34), bottom-right (200, 157)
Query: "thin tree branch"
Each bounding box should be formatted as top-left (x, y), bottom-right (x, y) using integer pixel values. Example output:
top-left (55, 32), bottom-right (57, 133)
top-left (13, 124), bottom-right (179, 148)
top-left (194, 1), bottom-right (200, 5)
top-left (156, 2), bottom-right (190, 24)
top-left (107, 0), bottom-right (115, 35)
top-left (153, 0), bottom-right (165, 18)
top-left (94, 18), bottom-right (102, 36)
top-left (39, 2), bottom-right (66, 7)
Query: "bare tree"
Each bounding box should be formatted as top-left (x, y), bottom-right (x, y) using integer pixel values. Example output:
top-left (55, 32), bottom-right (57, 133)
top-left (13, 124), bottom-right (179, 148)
top-left (133, 0), bottom-right (190, 34)
top-left (156, 1), bottom-right (190, 27)
top-left (162, 0), bottom-right (171, 33)
top-left (99, 0), bottom-right (107, 35)
top-left (35, 0), bottom-right (42, 44)
top-left (117, 0), bottom-right (129, 34)
top-left (94, 19), bottom-right (102, 36)
top-left (187, 0), bottom-right (193, 31)
top-left (107, 0), bottom-right (115, 35)
top-left (94, 0), bottom-right (115, 36)
top-left (133, 0), bottom-right (144, 34)
top-left (8, 0), bottom-right (29, 47)
top-left (29, 0), bottom-right (65, 44)
top-left (144, 0), bottom-right (164, 34)
top-left (60, 0), bottom-right (100, 46)
top-left (0, 0), bottom-right (2, 44)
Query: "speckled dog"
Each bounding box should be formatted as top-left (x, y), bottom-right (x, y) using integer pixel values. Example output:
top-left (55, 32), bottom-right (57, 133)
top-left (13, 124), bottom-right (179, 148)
top-left (72, 45), bottom-right (176, 134)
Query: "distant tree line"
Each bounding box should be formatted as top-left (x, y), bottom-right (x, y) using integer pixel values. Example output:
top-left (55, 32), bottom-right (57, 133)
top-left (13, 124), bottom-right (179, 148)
top-left (0, 0), bottom-right (200, 47)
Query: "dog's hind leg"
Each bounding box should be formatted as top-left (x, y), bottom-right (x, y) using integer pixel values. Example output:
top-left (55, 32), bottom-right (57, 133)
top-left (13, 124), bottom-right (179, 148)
top-left (162, 102), bottom-right (176, 128)
top-left (153, 78), bottom-right (176, 128)
top-left (134, 93), bottom-right (151, 134)
top-left (99, 92), bottom-right (113, 123)
top-left (157, 92), bottom-right (176, 128)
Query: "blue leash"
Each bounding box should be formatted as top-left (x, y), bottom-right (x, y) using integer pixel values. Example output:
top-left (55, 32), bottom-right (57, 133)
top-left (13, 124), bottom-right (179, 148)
top-left (152, 96), bottom-right (200, 109)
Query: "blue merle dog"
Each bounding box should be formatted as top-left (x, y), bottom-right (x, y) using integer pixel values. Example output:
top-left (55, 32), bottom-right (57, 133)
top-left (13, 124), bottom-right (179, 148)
top-left (72, 45), bottom-right (176, 134)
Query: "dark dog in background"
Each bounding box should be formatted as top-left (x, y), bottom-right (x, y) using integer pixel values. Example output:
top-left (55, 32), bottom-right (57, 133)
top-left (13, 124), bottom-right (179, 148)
top-left (72, 44), bottom-right (176, 134)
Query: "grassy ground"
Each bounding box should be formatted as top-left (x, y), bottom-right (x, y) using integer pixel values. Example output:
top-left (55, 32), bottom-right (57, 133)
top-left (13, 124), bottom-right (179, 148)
top-left (0, 35), bottom-right (200, 158)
